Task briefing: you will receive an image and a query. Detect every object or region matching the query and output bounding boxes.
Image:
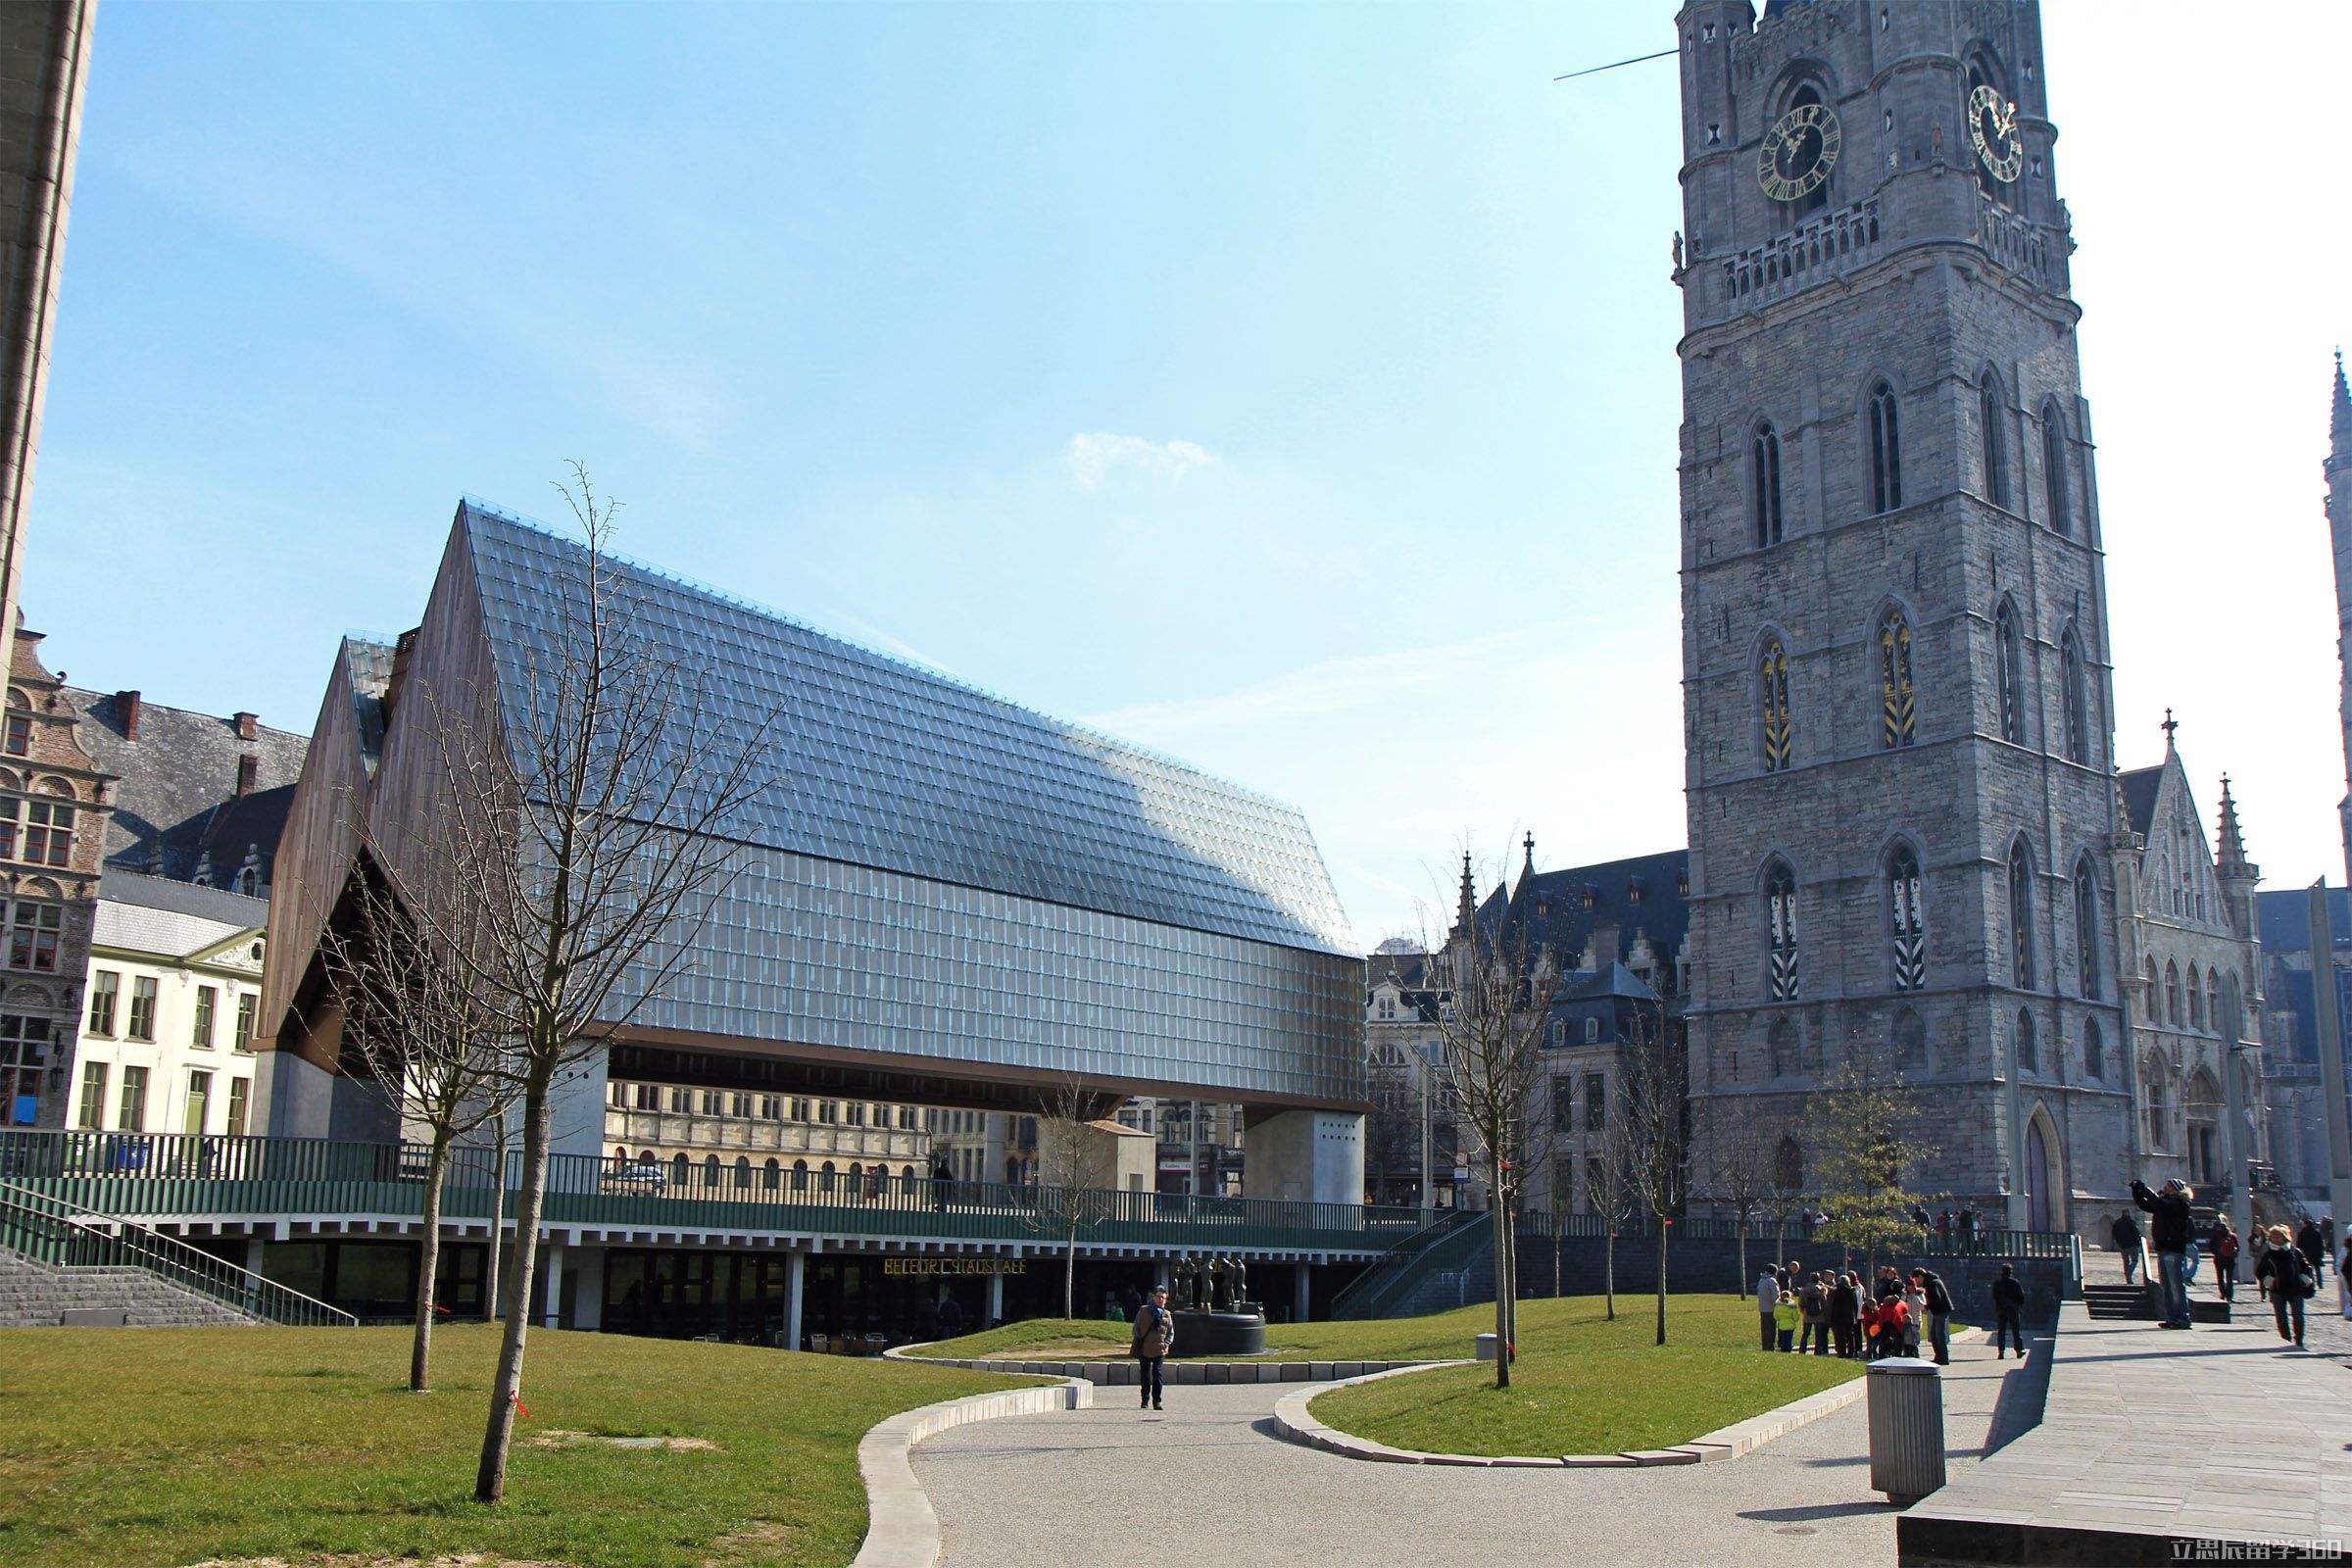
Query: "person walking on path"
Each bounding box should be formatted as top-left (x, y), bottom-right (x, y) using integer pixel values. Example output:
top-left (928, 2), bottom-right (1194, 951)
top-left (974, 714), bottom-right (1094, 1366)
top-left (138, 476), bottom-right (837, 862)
top-left (2339, 1236), bottom-right (2352, 1320)
top-left (2112, 1208), bottom-right (2143, 1284)
top-left (2254, 1227), bottom-right (2311, 1348)
top-left (1756, 1267), bottom-right (1781, 1351)
top-left (1991, 1264), bottom-right (2026, 1359)
top-left (2210, 1219), bottom-right (2239, 1302)
top-left (2297, 1219), bottom-right (2328, 1285)
top-left (1130, 1285), bottom-right (1175, 1410)
top-left (2131, 1177), bottom-right (2196, 1328)
top-left (1913, 1267), bottom-right (1953, 1364)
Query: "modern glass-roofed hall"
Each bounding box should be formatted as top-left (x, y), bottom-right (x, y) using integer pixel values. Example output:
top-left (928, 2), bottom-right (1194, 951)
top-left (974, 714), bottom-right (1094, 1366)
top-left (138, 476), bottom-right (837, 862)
top-left (205, 500), bottom-right (1378, 1334)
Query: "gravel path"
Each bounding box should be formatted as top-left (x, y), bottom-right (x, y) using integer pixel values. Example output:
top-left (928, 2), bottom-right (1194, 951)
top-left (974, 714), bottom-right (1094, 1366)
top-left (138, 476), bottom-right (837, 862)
top-left (915, 1338), bottom-right (2026, 1568)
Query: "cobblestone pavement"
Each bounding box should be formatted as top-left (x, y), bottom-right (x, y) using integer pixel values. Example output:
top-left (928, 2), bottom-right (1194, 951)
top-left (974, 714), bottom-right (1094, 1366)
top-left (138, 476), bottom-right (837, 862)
top-left (914, 1338), bottom-right (2029, 1568)
top-left (2082, 1243), bottom-right (2352, 1364)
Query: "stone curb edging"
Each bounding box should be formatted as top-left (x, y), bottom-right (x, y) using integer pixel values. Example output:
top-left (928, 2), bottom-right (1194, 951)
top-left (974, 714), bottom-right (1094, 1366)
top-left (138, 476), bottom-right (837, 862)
top-left (850, 1377), bottom-right (1093, 1568)
top-left (884, 1347), bottom-right (1432, 1386)
top-left (1271, 1326), bottom-right (1987, 1470)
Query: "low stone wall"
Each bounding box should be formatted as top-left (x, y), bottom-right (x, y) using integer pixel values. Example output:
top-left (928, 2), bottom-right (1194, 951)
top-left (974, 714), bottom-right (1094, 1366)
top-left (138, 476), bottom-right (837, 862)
top-left (851, 1377), bottom-right (1093, 1568)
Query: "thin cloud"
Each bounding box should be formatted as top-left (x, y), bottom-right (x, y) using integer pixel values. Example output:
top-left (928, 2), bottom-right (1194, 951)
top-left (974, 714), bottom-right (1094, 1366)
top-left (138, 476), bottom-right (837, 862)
top-left (1065, 432), bottom-right (1218, 491)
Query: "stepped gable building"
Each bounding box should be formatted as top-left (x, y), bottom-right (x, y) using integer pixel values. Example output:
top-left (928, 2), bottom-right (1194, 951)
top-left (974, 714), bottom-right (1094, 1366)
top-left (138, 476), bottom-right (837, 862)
top-left (261, 502), bottom-right (1367, 1206)
top-left (1674, 0), bottom-right (2129, 1233)
top-left (2109, 724), bottom-right (2266, 1207)
top-left (63, 686), bottom-right (309, 895)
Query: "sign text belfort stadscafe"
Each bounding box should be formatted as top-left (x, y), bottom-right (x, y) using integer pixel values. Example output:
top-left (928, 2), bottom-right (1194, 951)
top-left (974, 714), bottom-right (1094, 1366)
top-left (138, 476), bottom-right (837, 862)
top-left (880, 1256), bottom-right (1027, 1277)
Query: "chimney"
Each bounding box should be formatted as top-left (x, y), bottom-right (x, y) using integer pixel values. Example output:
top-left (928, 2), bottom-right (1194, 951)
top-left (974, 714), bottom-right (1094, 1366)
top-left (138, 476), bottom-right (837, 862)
top-left (232, 711), bottom-right (258, 741)
top-left (235, 754), bottom-right (258, 796)
top-left (1586, 920), bottom-right (1621, 975)
top-left (116, 691), bottom-right (141, 740)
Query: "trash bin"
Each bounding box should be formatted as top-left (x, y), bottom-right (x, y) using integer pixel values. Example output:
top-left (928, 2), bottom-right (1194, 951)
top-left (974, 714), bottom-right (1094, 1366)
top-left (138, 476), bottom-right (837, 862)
top-left (1474, 1332), bottom-right (1498, 1361)
top-left (1866, 1356), bottom-right (1945, 1505)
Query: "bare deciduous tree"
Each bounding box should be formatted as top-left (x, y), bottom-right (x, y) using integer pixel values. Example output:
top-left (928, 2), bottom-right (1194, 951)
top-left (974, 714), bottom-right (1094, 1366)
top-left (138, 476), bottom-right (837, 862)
top-left (374, 469), bottom-right (768, 1504)
top-left (319, 862), bottom-right (521, 1394)
top-left (1025, 1075), bottom-right (1117, 1319)
top-left (1619, 1004), bottom-right (1688, 1347)
top-left (1699, 1107), bottom-right (1781, 1301)
top-left (1586, 1121), bottom-right (1637, 1322)
top-left (1811, 1054), bottom-right (1940, 1271)
top-left (1424, 873), bottom-right (1552, 1389)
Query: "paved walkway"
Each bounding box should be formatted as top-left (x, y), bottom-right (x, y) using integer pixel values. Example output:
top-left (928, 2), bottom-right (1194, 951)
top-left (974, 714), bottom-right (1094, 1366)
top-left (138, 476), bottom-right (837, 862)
top-left (914, 1338), bottom-right (2032, 1568)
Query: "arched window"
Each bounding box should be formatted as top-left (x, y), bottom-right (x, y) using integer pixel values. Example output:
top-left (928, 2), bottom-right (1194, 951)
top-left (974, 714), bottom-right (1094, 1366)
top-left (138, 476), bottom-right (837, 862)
top-left (1764, 858), bottom-right (1800, 1000)
top-left (1980, 374), bottom-right (2009, 509)
top-left (1878, 609), bottom-right (1916, 749)
top-left (1775, 83), bottom-right (1834, 217)
top-left (2164, 960), bottom-right (2180, 1025)
top-left (820, 1160), bottom-right (837, 1194)
top-left (2207, 971), bottom-right (2223, 1035)
top-left (703, 1154), bottom-right (720, 1188)
top-left (1967, 57), bottom-right (2018, 207)
top-left (762, 1157), bottom-right (781, 1191)
top-left (2143, 1055), bottom-right (2169, 1148)
top-left (1758, 635), bottom-right (1793, 772)
top-left (1868, 381), bottom-right (1903, 513)
top-left (1768, 1017), bottom-right (1796, 1079)
top-left (2041, 401), bottom-right (2071, 534)
top-left (2060, 629), bottom-right (2090, 764)
top-left (2073, 858), bottom-right (2100, 999)
top-left (734, 1155), bottom-right (752, 1189)
top-left (671, 1152), bottom-right (690, 1187)
top-left (1886, 843), bottom-right (1925, 992)
top-left (2187, 965), bottom-right (2204, 1030)
top-left (2083, 1017), bottom-right (2104, 1081)
top-left (1752, 422), bottom-right (1785, 547)
top-left (792, 1159), bottom-right (808, 1192)
top-left (1775, 1134), bottom-right (1804, 1192)
top-left (2007, 839), bottom-right (2035, 990)
top-left (1995, 601), bottom-right (2025, 743)
top-left (2015, 1008), bottom-right (2037, 1074)
top-left (1583, 1016), bottom-right (1600, 1045)
top-left (1893, 1006), bottom-right (1927, 1071)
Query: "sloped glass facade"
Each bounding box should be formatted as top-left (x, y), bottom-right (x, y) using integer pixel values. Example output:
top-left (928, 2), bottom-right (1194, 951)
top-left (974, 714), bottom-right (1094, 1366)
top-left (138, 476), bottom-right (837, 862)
top-left (460, 504), bottom-right (1364, 1105)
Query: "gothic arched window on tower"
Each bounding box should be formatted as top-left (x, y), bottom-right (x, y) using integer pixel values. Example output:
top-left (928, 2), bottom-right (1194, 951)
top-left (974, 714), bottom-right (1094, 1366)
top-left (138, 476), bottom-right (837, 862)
top-left (2207, 970), bottom-right (2222, 1035)
top-left (1967, 58), bottom-right (2020, 208)
top-left (2187, 964), bottom-right (2204, 1030)
top-left (1779, 83), bottom-right (1832, 219)
top-left (2060, 628), bottom-right (2090, 764)
top-left (2083, 1016), bottom-right (2104, 1081)
top-left (1752, 422), bottom-right (1784, 548)
top-left (1758, 636), bottom-right (1793, 772)
top-left (2007, 838), bottom-right (2036, 990)
top-left (2015, 1007), bottom-right (2037, 1074)
top-left (1878, 609), bottom-right (1917, 749)
top-left (1886, 843), bottom-right (1926, 992)
top-left (1764, 858), bottom-right (1800, 1001)
top-left (1868, 381), bottom-right (1903, 514)
top-left (1995, 601), bottom-right (2025, 744)
top-left (2041, 401), bottom-right (2071, 534)
top-left (1980, 374), bottom-right (2010, 509)
top-left (2073, 857), bottom-right (2100, 999)
top-left (2165, 960), bottom-right (2180, 1026)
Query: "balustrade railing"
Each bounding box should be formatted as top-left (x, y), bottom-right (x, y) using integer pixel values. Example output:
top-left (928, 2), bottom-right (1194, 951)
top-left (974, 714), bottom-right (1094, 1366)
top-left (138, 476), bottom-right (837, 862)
top-left (1719, 199), bottom-right (1881, 308)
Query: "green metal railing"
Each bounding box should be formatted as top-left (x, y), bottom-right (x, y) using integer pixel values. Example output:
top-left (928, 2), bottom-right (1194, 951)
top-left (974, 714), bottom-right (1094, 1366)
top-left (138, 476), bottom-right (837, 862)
top-left (0, 1180), bottom-right (355, 1328)
top-left (0, 1129), bottom-right (1426, 1256)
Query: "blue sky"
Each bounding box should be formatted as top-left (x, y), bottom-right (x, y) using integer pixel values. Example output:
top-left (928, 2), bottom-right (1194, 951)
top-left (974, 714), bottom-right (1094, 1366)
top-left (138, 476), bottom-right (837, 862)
top-left (36, 3), bottom-right (2352, 947)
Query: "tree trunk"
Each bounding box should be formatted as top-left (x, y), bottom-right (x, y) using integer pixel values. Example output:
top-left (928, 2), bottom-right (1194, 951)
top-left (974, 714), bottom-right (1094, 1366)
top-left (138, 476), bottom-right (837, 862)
top-left (1654, 1213), bottom-right (1669, 1347)
top-left (1552, 1222), bottom-right (1563, 1299)
top-left (1490, 1152), bottom-right (1510, 1388)
top-left (412, 1130), bottom-right (452, 1393)
top-left (1604, 1229), bottom-right (1615, 1320)
top-left (484, 1112), bottom-right (508, 1319)
top-left (474, 1085), bottom-right (553, 1503)
top-left (1500, 1197), bottom-right (1517, 1360)
top-left (1063, 1214), bottom-right (1077, 1319)
top-left (1737, 1219), bottom-right (1749, 1300)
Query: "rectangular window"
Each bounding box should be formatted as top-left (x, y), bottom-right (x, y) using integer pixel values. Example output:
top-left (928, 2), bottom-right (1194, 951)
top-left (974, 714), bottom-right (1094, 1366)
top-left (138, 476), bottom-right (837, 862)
top-left (127, 977), bottom-right (158, 1042)
top-left (118, 1064), bottom-right (149, 1132)
top-left (1553, 1077), bottom-right (1575, 1132)
top-left (87, 970), bottom-right (120, 1036)
top-left (847, 1102), bottom-right (866, 1126)
top-left (232, 992), bottom-right (257, 1052)
top-left (730, 1093), bottom-right (751, 1117)
top-left (76, 1059), bottom-right (105, 1130)
top-left (192, 986), bottom-right (218, 1050)
top-left (22, 798), bottom-right (72, 867)
top-left (185, 1069), bottom-right (212, 1135)
top-left (0, 1014), bottom-right (47, 1125)
top-left (6, 900), bottom-right (60, 971)
top-left (225, 1076), bottom-right (250, 1137)
top-left (1584, 1072), bottom-right (1606, 1132)
top-left (635, 1082), bottom-right (658, 1110)
top-left (4, 714), bottom-right (27, 757)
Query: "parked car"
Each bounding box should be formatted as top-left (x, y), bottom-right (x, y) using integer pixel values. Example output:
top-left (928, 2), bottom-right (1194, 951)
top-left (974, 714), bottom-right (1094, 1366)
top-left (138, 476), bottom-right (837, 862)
top-left (603, 1161), bottom-right (666, 1193)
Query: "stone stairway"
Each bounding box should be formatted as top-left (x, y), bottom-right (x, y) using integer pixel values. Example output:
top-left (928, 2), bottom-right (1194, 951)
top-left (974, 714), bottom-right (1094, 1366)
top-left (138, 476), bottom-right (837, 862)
top-left (2082, 1280), bottom-right (2152, 1320)
top-left (0, 1246), bottom-right (258, 1327)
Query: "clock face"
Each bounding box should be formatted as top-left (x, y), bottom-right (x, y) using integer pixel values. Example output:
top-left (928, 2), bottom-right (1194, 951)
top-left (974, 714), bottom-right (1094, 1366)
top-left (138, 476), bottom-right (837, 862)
top-left (1757, 102), bottom-right (1840, 203)
top-left (1969, 83), bottom-right (2024, 183)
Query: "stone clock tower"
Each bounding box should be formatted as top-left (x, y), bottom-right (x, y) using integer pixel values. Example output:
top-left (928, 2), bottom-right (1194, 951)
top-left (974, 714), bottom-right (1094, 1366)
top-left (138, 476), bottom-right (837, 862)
top-left (1673, 0), bottom-right (2130, 1233)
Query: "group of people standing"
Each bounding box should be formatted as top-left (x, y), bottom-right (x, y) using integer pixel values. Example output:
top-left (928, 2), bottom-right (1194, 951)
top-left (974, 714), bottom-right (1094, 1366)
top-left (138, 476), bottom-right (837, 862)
top-left (2120, 1179), bottom-right (2341, 1348)
top-left (1755, 1261), bottom-right (1970, 1364)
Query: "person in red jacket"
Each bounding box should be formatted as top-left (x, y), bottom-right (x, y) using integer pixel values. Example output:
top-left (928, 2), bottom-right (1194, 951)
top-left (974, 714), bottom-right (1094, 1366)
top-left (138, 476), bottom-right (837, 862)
top-left (2210, 1219), bottom-right (2240, 1302)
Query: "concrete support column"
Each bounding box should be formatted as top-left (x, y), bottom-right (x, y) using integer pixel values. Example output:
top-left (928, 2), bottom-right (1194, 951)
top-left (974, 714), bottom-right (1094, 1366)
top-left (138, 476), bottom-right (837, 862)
top-left (569, 1246), bottom-right (606, 1333)
top-left (1152, 1257), bottom-right (1170, 1292)
top-left (985, 1269), bottom-right (1004, 1326)
top-left (540, 1240), bottom-right (564, 1328)
top-left (1241, 1109), bottom-right (1365, 1206)
top-left (546, 1052), bottom-right (612, 1159)
top-left (1293, 1262), bottom-right (1311, 1323)
top-left (784, 1250), bottom-right (807, 1351)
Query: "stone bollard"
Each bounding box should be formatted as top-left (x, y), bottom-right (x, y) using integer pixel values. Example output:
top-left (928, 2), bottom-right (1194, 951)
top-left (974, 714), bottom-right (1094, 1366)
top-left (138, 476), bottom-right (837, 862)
top-left (1866, 1356), bottom-right (1945, 1506)
top-left (1474, 1332), bottom-right (1498, 1361)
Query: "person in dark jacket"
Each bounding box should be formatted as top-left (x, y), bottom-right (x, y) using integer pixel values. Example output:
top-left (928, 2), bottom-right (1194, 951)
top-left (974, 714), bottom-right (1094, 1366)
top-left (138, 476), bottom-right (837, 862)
top-left (1991, 1263), bottom-right (2026, 1358)
top-left (2111, 1208), bottom-right (2143, 1284)
top-left (2131, 1178), bottom-right (2195, 1328)
top-left (1130, 1285), bottom-right (1176, 1410)
top-left (2255, 1226), bottom-right (2310, 1348)
top-left (1826, 1269), bottom-right (1859, 1358)
top-left (2297, 1220), bottom-right (2328, 1284)
top-left (1912, 1267), bottom-right (1955, 1364)
top-left (2209, 1220), bottom-right (2240, 1302)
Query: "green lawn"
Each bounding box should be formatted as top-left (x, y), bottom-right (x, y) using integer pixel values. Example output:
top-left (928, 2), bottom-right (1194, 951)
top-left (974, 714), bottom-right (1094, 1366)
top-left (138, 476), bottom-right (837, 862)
top-left (0, 1323), bottom-right (1033, 1568)
top-left (1309, 1294), bottom-right (1863, 1456)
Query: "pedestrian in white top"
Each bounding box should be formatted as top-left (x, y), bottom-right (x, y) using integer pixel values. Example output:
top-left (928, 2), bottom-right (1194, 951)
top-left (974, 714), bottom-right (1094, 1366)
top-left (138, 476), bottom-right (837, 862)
top-left (1756, 1268), bottom-right (1781, 1351)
